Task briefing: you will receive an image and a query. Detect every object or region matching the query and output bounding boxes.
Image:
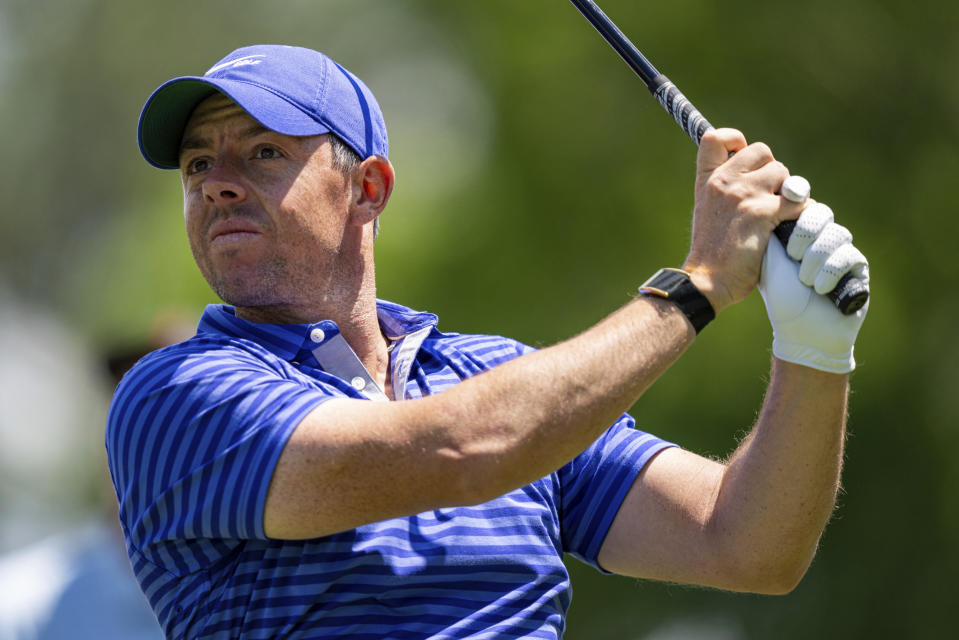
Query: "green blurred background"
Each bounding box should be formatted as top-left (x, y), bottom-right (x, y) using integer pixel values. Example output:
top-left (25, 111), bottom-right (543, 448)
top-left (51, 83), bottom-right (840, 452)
top-left (0, 0), bottom-right (955, 637)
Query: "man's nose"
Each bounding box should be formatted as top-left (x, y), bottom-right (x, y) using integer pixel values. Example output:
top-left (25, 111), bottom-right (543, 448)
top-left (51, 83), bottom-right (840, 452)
top-left (201, 161), bottom-right (248, 206)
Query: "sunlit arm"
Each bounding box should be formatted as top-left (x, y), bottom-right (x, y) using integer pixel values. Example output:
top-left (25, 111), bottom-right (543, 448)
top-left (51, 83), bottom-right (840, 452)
top-left (599, 359), bottom-right (847, 594)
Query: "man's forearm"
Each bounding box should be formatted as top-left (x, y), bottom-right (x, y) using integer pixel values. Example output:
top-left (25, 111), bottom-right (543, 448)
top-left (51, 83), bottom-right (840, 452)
top-left (433, 295), bottom-right (696, 502)
top-left (708, 359), bottom-right (848, 592)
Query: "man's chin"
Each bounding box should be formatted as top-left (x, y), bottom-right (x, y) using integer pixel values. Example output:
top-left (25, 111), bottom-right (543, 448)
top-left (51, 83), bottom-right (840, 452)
top-left (209, 278), bottom-right (285, 310)
top-left (203, 262), bottom-right (289, 309)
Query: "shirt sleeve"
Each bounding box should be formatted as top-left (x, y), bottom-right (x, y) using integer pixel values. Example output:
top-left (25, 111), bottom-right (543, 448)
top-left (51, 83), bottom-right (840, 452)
top-left (105, 338), bottom-right (332, 575)
top-left (559, 414), bottom-right (676, 571)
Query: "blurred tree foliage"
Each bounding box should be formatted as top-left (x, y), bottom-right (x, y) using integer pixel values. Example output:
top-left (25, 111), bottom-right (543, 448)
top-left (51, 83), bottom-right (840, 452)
top-left (1, 0), bottom-right (956, 637)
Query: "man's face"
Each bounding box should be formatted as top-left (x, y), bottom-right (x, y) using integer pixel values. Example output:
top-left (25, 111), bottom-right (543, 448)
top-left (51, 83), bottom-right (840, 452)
top-left (179, 93), bottom-right (355, 313)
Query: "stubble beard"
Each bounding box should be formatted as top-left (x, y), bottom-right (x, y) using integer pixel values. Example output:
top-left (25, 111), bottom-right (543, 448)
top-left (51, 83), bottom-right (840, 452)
top-left (200, 249), bottom-right (293, 310)
top-left (191, 226), bottom-right (363, 323)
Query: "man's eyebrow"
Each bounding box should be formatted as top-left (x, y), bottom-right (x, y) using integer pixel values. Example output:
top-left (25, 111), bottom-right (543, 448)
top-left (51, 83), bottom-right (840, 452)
top-left (179, 123), bottom-right (274, 155)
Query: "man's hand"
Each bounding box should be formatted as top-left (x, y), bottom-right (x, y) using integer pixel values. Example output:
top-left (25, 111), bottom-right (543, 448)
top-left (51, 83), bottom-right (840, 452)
top-left (759, 205), bottom-right (870, 374)
top-left (681, 128), bottom-right (802, 314)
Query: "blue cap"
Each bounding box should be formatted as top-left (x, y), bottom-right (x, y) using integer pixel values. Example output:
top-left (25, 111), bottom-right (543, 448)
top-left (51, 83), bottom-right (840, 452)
top-left (137, 44), bottom-right (389, 169)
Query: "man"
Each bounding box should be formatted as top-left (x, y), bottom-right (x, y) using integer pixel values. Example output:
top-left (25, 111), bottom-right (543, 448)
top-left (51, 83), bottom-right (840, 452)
top-left (108, 44), bottom-right (869, 638)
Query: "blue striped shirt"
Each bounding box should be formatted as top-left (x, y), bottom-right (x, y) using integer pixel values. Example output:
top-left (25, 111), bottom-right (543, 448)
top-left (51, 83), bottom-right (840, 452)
top-left (106, 300), bottom-right (674, 639)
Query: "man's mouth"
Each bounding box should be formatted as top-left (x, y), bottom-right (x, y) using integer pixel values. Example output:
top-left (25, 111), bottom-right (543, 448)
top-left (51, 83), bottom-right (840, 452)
top-left (211, 230), bottom-right (260, 247)
top-left (209, 218), bottom-right (263, 247)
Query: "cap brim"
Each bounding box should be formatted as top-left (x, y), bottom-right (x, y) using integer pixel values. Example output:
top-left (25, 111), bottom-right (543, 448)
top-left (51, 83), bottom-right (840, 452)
top-left (137, 76), bottom-right (332, 169)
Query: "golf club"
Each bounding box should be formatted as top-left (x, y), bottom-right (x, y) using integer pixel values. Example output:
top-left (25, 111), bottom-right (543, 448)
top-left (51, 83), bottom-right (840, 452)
top-left (570, 0), bottom-right (869, 315)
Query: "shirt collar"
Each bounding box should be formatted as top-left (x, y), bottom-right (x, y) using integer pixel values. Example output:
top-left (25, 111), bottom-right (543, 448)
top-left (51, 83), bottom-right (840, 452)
top-left (196, 299), bottom-right (439, 362)
top-left (375, 299), bottom-right (439, 340)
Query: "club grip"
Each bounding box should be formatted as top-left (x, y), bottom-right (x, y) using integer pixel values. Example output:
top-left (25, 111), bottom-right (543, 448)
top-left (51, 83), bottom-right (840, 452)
top-left (651, 78), bottom-right (713, 146)
top-left (773, 221), bottom-right (869, 315)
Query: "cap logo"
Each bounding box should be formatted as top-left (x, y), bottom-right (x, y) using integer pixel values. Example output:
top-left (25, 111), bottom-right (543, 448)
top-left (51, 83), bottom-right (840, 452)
top-left (205, 55), bottom-right (265, 76)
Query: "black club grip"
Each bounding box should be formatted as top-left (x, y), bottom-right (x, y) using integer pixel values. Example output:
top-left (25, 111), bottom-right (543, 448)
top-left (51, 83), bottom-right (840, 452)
top-left (652, 78), bottom-right (713, 146)
top-left (773, 221), bottom-right (869, 315)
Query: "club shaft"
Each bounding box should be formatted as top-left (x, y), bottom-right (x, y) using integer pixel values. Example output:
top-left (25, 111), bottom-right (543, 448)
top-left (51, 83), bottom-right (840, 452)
top-left (569, 0), bottom-right (660, 87)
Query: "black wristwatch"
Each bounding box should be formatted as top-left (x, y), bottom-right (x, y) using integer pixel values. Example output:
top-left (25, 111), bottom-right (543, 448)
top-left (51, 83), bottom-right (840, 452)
top-left (638, 268), bottom-right (715, 334)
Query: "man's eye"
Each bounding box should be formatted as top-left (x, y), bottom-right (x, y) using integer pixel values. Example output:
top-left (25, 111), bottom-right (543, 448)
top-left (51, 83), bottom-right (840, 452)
top-left (255, 146), bottom-right (281, 160)
top-left (187, 158), bottom-right (211, 174)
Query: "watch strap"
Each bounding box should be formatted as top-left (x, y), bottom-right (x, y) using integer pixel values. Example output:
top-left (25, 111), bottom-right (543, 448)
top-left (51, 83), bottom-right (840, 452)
top-left (639, 268), bottom-right (715, 333)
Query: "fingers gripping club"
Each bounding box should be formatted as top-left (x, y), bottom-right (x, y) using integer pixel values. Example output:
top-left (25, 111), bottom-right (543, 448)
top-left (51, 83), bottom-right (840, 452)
top-left (774, 177), bottom-right (868, 313)
top-left (569, 0), bottom-right (869, 315)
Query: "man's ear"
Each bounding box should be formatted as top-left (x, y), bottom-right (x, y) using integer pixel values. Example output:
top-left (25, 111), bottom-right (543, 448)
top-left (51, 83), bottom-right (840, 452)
top-left (350, 155), bottom-right (395, 227)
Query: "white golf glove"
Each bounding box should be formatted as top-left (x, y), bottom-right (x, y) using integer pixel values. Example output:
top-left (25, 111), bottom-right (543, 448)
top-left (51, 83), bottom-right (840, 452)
top-left (758, 203), bottom-right (870, 374)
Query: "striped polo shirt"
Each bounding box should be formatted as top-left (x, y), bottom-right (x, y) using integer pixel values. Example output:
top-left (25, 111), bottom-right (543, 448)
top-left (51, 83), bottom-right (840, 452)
top-left (106, 300), bottom-right (674, 639)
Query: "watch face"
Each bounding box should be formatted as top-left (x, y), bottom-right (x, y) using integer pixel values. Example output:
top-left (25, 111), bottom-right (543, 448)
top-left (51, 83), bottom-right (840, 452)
top-left (638, 268), bottom-right (714, 333)
top-left (640, 268), bottom-right (689, 298)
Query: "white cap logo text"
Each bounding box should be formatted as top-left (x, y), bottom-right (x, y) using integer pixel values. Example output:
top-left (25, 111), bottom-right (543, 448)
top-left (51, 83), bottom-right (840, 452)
top-left (206, 55), bottom-right (265, 76)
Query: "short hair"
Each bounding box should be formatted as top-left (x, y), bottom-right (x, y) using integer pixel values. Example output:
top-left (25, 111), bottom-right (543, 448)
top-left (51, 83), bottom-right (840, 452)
top-left (329, 134), bottom-right (380, 239)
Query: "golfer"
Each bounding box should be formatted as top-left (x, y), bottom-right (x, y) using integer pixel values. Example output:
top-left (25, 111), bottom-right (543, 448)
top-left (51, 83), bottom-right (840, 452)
top-left (108, 44), bottom-right (869, 639)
